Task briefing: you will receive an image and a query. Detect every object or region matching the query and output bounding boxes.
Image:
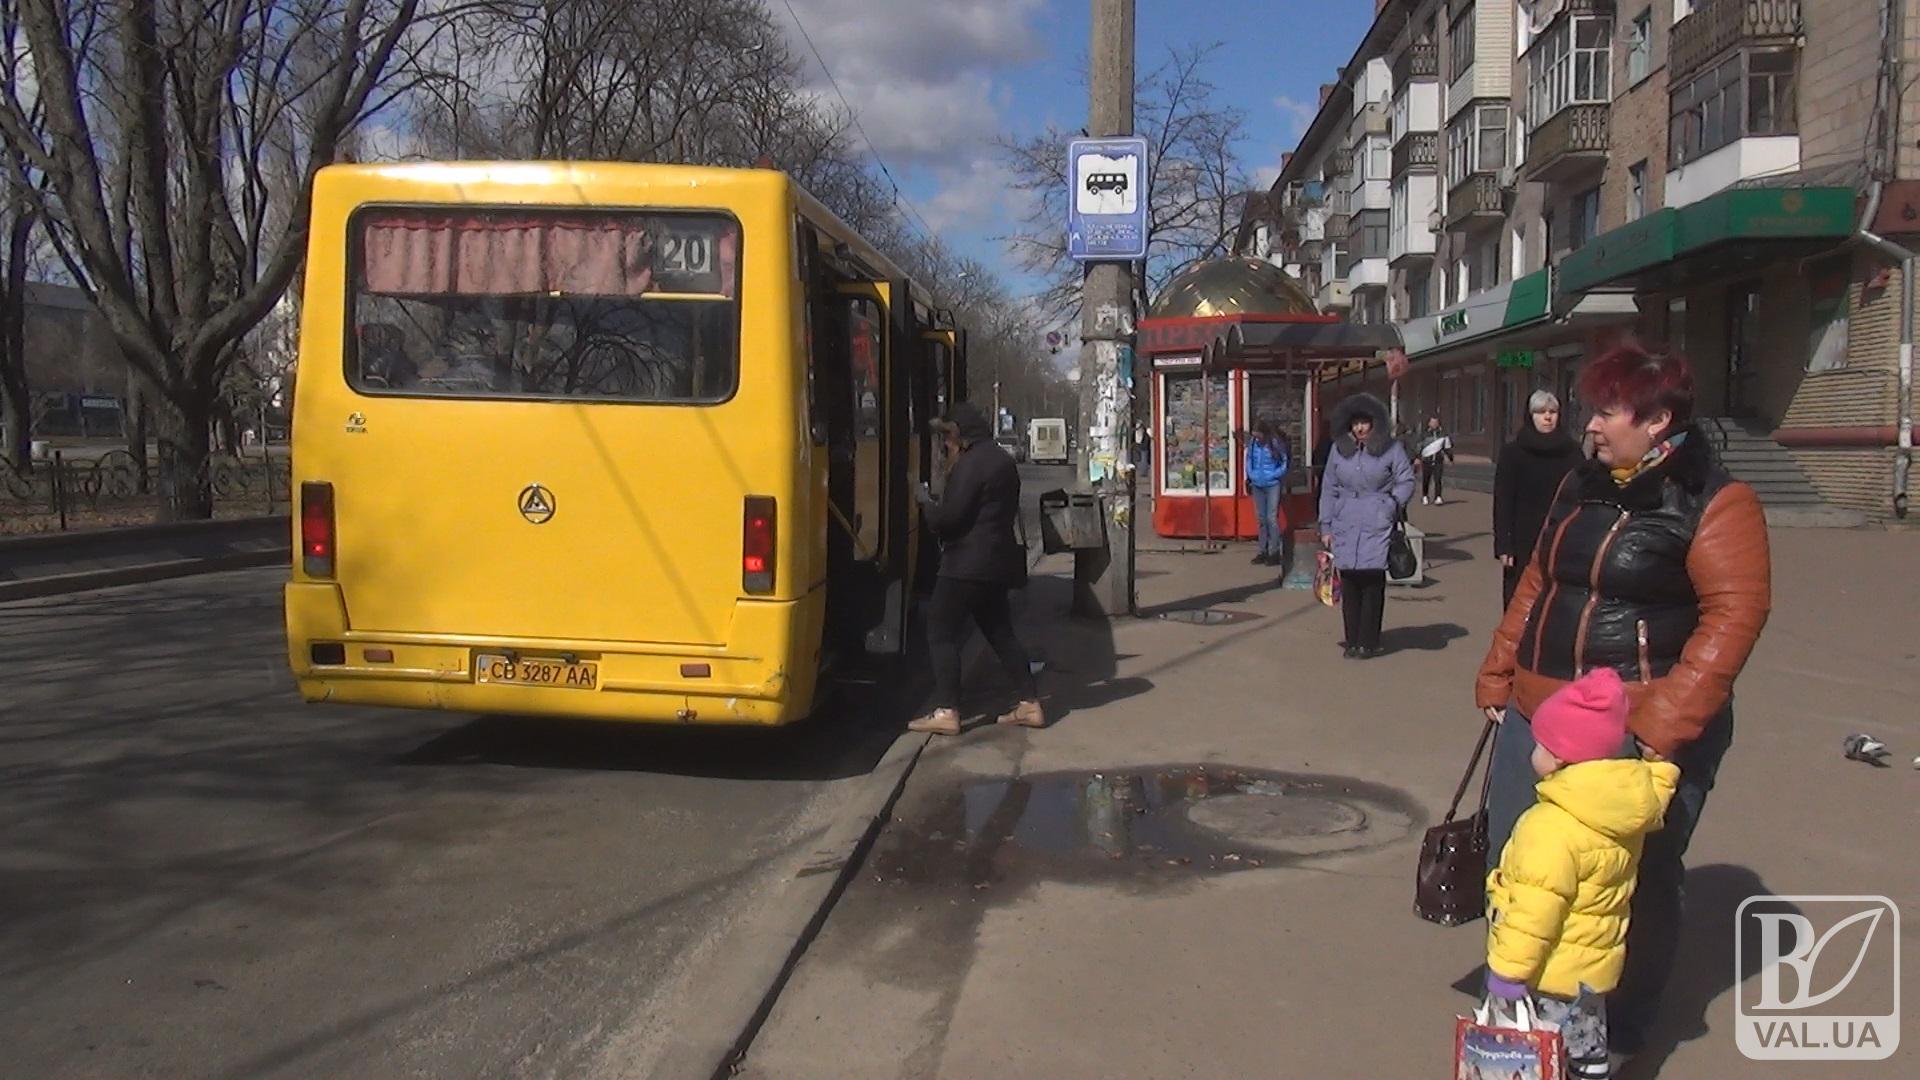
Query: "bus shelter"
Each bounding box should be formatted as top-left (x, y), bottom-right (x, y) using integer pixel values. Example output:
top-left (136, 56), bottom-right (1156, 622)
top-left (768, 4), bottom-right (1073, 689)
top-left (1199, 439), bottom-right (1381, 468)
top-left (1142, 312), bottom-right (1403, 542)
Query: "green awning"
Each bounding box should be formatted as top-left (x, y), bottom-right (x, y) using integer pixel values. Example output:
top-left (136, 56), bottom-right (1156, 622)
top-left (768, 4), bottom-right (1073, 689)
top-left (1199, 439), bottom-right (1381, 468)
top-left (1557, 186), bottom-right (1856, 296)
top-left (1502, 268), bottom-right (1550, 326)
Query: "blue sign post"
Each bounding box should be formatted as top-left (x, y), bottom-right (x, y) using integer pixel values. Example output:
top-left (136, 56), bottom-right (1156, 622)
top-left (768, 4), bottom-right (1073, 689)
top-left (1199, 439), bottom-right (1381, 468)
top-left (1067, 137), bottom-right (1149, 261)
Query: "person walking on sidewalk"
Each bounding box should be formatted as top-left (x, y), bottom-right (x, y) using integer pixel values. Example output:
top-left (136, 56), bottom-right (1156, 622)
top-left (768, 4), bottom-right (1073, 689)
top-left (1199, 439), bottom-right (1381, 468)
top-left (1318, 393), bottom-right (1415, 659)
top-left (1492, 390), bottom-right (1584, 607)
top-left (1483, 668), bottom-right (1680, 1080)
top-left (1245, 418), bottom-right (1291, 567)
top-left (1418, 415), bottom-right (1454, 505)
top-left (910, 402), bottom-right (1045, 736)
top-left (1474, 340), bottom-right (1771, 1061)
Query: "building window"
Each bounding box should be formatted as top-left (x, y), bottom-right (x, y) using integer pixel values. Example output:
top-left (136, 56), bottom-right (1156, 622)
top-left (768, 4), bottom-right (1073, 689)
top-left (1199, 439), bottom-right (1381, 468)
top-left (1529, 14), bottom-right (1613, 128)
top-left (1476, 105), bottom-right (1509, 172)
top-left (1746, 49), bottom-right (1797, 136)
top-left (1543, 208), bottom-right (1557, 263)
top-left (1468, 373), bottom-right (1487, 432)
top-left (1511, 223), bottom-right (1527, 279)
top-left (1570, 187), bottom-right (1601, 250)
top-left (1627, 9), bottom-right (1652, 85)
top-left (1450, 4), bottom-right (1476, 82)
top-left (1667, 296), bottom-right (1687, 357)
top-left (1409, 270), bottom-right (1432, 317)
top-left (1361, 218), bottom-right (1390, 259)
top-left (1468, 235), bottom-right (1500, 292)
top-left (1628, 160), bottom-right (1648, 221)
top-left (1670, 49), bottom-right (1798, 166)
top-left (1448, 103), bottom-right (1508, 180)
top-left (1368, 135), bottom-right (1392, 181)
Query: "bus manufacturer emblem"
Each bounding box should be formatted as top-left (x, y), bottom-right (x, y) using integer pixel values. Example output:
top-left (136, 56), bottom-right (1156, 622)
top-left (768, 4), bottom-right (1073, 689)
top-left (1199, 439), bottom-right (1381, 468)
top-left (518, 484), bottom-right (556, 524)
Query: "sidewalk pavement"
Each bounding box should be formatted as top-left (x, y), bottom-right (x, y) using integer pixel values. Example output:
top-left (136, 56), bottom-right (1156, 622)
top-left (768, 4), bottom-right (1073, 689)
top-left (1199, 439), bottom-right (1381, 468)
top-left (740, 492), bottom-right (1919, 1079)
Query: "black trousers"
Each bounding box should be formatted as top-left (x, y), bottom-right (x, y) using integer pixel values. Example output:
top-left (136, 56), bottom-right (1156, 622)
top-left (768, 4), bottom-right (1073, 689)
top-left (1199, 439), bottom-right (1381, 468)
top-left (1501, 561), bottom-right (1524, 609)
top-left (1339, 570), bottom-right (1387, 650)
top-left (927, 576), bottom-right (1036, 711)
top-left (1421, 458), bottom-right (1446, 499)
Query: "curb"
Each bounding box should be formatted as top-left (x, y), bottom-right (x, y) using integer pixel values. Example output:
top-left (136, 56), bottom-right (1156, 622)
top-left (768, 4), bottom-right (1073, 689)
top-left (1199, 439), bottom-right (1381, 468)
top-left (0, 548), bottom-right (287, 603)
top-left (649, 728), bottom-right (934, 1080)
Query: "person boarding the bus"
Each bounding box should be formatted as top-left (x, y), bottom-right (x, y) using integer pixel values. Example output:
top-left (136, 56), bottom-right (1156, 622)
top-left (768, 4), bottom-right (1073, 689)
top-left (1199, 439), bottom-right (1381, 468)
top-left (911, 402), bottom-right (1044, 735)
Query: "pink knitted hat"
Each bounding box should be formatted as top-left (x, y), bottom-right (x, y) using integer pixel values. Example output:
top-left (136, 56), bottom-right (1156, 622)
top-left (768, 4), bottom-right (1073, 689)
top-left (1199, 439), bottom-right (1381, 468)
top-left (1533, 668), bottom-right (1630, 764)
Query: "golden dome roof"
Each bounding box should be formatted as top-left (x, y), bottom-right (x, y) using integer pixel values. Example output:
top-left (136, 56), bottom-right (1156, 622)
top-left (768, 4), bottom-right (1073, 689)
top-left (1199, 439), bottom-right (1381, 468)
top-left (1147, 257), bottom-right (1319, 319)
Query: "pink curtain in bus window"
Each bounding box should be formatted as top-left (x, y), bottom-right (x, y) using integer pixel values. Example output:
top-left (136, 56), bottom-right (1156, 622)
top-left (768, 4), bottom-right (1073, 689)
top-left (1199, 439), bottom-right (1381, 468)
top-left (359, 211), bottom-right (657, 296)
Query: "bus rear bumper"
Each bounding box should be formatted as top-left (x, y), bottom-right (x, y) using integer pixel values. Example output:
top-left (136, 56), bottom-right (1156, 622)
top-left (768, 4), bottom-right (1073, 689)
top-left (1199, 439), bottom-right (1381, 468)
top-left (284, 583), bottom-right (821, 726)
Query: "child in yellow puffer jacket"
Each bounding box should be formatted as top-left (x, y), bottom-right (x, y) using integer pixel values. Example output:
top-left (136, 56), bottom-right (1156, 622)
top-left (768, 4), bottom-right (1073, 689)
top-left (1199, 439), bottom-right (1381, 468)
top-left (1484, 668), bottom-right (1680, 1080)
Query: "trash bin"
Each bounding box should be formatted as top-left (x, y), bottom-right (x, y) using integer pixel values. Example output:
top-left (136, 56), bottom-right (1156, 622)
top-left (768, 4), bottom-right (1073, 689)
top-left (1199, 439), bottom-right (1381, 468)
top-left (1038, 488), bottom-right (1105, 554)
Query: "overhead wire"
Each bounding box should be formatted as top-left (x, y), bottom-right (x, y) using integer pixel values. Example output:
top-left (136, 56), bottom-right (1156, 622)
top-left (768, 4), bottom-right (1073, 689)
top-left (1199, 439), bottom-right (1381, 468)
top-left (778, 0), bottom-right (942, 243)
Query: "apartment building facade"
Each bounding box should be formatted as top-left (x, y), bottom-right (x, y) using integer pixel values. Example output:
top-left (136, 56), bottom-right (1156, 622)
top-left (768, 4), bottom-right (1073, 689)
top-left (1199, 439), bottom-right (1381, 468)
top-left (1245, 0), bottom-right (1920, 519)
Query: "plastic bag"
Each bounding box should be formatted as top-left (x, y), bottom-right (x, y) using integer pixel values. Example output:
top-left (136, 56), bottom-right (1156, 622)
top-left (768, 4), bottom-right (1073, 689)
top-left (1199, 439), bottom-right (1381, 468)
top-left (1314, 549), bottom-right (1340, 608)
top-left (1453, 995), bottom-right (1564, 1080)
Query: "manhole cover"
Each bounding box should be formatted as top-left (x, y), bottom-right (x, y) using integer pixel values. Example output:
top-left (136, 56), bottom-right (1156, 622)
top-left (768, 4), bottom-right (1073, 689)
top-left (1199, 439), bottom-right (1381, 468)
top-left (1185, 792), bottom-right (1385, 856)
top-left (1157, 608), bottom-right (1259, 625)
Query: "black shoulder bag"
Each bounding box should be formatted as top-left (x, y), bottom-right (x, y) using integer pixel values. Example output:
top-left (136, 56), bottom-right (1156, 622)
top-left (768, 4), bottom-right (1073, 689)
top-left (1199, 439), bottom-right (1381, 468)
top-left (1414, 718), bottom-right (1497, 926)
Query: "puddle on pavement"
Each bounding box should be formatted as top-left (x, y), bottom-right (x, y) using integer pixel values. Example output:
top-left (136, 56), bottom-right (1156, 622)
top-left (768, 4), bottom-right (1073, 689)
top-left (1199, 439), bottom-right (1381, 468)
top-left (873, 765), bottom-right (1421, 890)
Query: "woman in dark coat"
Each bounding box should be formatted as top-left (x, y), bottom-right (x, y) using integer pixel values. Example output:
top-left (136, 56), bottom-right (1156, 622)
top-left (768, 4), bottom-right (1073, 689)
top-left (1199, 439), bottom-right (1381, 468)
top-left (1317, 393), bottom-right (1416, 659)
top-left (910, 402), bottom-right (1043, 736)
top-left (1492, 389), bottom-right (1584, 607)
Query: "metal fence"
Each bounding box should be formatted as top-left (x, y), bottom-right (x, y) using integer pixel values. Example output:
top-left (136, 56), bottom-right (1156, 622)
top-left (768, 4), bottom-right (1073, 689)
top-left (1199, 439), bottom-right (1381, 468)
top-left (0, 449), bottom-right (293, 532)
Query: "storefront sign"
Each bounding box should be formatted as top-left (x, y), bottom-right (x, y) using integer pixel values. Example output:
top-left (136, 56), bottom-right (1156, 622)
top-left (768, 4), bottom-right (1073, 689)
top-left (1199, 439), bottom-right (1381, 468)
top-left (1438, 310), bottom-right (1469, 337)
top-left (1154, 354), bottom-right (1202, 369)
top-left (1496, 349), bottom-right (1535, 370)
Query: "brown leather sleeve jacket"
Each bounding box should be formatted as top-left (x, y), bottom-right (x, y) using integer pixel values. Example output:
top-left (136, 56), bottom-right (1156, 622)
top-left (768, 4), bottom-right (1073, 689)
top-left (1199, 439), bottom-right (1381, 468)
top-left (1475, 436), bottom-right (1772, 758)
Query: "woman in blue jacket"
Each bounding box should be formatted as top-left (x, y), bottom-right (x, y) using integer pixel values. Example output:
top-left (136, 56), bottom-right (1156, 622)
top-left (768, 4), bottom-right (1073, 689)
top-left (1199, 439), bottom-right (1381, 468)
top-left (1245, 418), bottom-right (1291, 565)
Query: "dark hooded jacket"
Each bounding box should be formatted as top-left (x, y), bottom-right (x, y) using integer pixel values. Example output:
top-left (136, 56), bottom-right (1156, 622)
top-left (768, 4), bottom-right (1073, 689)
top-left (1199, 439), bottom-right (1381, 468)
top-left (925, 404), bottom-right (1026, 585)
top-left (1317, 394), bottom-right (1416, 571)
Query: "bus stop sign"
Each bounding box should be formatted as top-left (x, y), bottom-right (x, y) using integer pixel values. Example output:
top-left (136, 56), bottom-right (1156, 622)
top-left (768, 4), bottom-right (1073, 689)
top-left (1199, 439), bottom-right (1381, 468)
top-left (1067, 137), bottom-right (1149, 261)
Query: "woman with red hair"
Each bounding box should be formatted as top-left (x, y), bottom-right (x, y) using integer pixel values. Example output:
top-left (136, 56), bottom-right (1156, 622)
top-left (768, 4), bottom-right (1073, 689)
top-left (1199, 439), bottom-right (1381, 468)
top-left (1474, 340), bottom-right (1772, 1061)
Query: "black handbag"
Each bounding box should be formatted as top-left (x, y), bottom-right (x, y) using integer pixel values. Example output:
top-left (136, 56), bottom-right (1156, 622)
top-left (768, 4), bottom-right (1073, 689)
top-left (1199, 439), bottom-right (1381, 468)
top-left (1387, 515), bottom-right (1417, 580)
top-left (1414, 718), bottom-right (1498, 926)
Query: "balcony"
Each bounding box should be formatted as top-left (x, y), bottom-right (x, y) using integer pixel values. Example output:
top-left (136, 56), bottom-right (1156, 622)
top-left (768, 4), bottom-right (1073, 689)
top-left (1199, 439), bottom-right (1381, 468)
top-left (1392, 131), bottom-right (1438, 177)
top-left (1443, 173), bottom-right (1505, 232)
top-left (1523, 104), bottom-right (1609, 183)
top-left (1392, 39), bottom-right (1438, 86)
top-left (1358, 102), bottom-right (1390, 137)
top-left (1671, 0), bottom-right (1801, 83)
top-left (1328, 147), bottom-right (1353, 176)
top-left (1324, 212), bottom-right (1351, 240)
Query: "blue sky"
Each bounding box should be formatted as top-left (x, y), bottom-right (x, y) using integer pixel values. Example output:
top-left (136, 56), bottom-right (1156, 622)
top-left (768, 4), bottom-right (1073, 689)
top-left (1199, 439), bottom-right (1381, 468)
top-left (778, 0), bottom-right (1377, 296)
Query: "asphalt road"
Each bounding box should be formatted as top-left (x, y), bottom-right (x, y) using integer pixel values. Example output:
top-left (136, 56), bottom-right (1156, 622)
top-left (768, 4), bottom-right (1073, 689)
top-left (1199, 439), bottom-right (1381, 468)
top-left (0, 569), bottom-right (911, 1080)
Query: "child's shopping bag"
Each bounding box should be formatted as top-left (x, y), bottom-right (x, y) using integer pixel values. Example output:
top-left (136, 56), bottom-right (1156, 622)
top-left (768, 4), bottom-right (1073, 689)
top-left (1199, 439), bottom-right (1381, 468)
top-left (1454, 996), bottom-right (1564, 1080)
top-left (1314, 549), bottom-right (1340, 607)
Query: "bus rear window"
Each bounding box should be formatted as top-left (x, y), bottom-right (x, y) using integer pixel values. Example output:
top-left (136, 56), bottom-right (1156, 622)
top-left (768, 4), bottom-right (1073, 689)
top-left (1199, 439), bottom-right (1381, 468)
top-left (349, 208), bottom-right (740, 403)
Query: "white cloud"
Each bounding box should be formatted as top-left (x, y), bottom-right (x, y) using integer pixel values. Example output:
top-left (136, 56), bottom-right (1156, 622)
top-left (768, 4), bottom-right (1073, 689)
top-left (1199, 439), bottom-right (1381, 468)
top-left (1271, 94), bottom-right (1319, 142)
top-left (778, 0), bottom-right (1044, 166)
top-left (922, 156), bottom-right (1029, 232)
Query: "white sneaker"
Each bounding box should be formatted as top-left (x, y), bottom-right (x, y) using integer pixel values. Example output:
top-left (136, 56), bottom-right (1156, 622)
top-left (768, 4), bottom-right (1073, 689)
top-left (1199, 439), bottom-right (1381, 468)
top-left (1433, 497), bottom-right (1444, 506)
top-left (1421, 496), bottom-right (1430, 505)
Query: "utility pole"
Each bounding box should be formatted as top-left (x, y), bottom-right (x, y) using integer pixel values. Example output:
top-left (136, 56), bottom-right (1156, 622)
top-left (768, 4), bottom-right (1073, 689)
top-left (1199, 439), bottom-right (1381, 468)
top-left (1074, 0), bottom-right (1137, 617)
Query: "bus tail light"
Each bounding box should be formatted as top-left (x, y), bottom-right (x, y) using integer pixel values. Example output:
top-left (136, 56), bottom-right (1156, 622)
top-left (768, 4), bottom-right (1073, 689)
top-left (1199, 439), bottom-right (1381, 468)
top-left (301, 482), bottom-right (336, 578)
top-left (743, 496), bottom-right (776, 595)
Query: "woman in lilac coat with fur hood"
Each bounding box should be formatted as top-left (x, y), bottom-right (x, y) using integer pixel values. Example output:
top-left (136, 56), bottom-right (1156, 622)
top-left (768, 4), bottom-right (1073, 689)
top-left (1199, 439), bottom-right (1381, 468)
top-left (1317, 393), bottom-right (1416, 658)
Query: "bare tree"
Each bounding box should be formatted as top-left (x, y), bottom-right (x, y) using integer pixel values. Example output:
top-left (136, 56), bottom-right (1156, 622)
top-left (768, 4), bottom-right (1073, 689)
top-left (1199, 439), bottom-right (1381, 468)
top-left (999, 43), bottom-right (1254, 320)
top-left (0, 0), bottom-right (441, 517)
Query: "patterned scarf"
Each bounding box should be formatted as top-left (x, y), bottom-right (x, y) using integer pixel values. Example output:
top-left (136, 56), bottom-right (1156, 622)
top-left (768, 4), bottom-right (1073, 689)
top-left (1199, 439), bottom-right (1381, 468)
top-left (1611, 431), bottom-right (1687, 487)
